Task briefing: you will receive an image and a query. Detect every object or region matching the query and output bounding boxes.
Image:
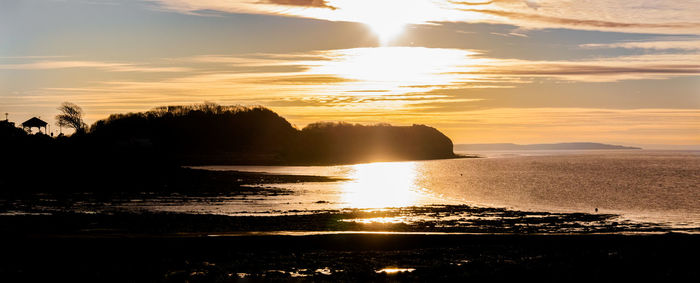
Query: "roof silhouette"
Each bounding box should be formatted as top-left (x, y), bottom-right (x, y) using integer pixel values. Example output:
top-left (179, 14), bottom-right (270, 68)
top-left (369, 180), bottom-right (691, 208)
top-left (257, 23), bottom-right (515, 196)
top-left (22, 117), bottom-right (47, 128)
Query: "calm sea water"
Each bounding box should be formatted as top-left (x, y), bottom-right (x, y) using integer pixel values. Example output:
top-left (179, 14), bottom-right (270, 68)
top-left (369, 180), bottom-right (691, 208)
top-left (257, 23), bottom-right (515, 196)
top-left (192, 150), bottom-right (700, 228)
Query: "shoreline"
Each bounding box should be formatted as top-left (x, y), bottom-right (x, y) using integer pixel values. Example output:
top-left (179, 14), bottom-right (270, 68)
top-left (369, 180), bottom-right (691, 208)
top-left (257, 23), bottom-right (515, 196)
top-left (17, 230), bottom-right (699, 240)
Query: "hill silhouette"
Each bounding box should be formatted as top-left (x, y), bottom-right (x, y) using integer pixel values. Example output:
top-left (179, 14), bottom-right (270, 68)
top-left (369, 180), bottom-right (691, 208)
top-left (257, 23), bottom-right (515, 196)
top-left (87, 103), bottom-right (456, 165)
top-left (297, 122), bottom-right (454, 164)
top-left (89, 104), bottom-right (297, 164)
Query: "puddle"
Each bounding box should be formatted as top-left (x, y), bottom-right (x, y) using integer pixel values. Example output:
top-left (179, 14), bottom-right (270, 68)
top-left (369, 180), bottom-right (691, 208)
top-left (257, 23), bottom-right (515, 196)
top-left (376, 267), bottom-right (416, 274)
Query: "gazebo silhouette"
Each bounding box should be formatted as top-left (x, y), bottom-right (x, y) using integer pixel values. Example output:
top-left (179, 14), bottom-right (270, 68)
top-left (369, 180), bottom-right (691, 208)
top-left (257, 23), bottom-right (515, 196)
top-left (22, 117), bottom-right (48, 134)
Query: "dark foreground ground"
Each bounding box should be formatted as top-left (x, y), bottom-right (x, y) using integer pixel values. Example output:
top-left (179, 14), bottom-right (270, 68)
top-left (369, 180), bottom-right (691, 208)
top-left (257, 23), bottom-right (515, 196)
top-left (1, 233), bottom-right (697, 282)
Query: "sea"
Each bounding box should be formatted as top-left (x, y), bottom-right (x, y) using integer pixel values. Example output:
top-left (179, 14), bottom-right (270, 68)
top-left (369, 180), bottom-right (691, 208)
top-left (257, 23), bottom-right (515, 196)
top-left (5, 150), bottom-right (698, 230)
top-left (173, 149), bottom-right (699, 229)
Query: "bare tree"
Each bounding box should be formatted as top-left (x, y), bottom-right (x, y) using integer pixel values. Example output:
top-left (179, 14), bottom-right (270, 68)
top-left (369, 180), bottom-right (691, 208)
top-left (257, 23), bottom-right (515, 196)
top-left (56, 102), bottom-right (87, 134)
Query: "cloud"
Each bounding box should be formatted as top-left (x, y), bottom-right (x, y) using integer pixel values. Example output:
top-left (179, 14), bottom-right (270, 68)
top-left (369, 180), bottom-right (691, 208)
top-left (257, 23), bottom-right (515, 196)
top-left (8, 49), bottom-right (699, 109)
top-left (580, 40), bottom-right (700, 51)
top-left (453, 0), bottom-right (700, 33)
top-left (5, 49), bottom-right (698, 145)
top-left (472, 59), bottom-right (700, 82)
top-left (0, 56), bottom-right (68, 59)
top-left (0, 60), bottom-right (189, 72)
top-left (149, 0), bottom-right (700, 34)
top-left (20, 48), bottom-right (698, 101)
top-left (450, 0), bottom-right (540, 9)
top-left (458, 8), bottom-right (700, 31)
top-left (259, 0), bottom-right (336, 9)
top-left (28, 48), bottom-right (695, 119)
top-left (432, 108), bottom-right (700, 144)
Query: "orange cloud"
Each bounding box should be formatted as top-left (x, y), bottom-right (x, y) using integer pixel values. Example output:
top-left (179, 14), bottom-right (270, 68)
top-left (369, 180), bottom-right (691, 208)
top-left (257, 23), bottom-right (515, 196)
top-left (151, 0), bottom-right (700, 34)
top-left (0, 60), bottom-right (189, 72)
top-left (259, 0), bottom-right (336, 9)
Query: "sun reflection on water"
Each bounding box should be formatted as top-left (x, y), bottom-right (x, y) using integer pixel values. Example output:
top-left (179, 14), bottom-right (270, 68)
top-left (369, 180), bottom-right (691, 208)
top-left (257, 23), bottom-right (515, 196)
top-left (376, 268), bottom-right (416, 274)
top-left (340, 162), bottom-right (425, 208)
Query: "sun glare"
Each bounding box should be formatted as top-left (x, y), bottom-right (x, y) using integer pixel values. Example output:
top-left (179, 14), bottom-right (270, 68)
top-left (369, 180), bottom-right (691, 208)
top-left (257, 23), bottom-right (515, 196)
top-left (323, 0), bottom-right (430, 45)
top-left (366, 20), bottom-right (406, 45)
top-left (304, 47), bottom-right (485, 97)
top-left (340, 162), bottom-right (423, 208)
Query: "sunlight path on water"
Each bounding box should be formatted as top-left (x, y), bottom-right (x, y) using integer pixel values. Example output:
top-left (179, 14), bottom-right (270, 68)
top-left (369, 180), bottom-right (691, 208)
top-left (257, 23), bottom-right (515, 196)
top-left (190, 161), bottom-right (454, 212)
top-left (341, 162), bottom-right (421, 208)
top-left (271, 161), bottom-right (452, 209)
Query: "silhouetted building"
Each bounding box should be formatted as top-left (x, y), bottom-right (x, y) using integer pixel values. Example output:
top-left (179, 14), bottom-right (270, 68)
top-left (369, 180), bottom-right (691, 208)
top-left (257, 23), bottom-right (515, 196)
top-left (22, 117), bottom-right (48, 134)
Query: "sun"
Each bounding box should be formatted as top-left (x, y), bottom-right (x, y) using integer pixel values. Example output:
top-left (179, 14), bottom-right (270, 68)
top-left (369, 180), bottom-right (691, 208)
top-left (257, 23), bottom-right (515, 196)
top-left (328, 0), bottom-right (416, 45)
top-left (357, 0), bottom-right (412, 45)
top-left (366, 20), bottom-right (406, 45)
top-left (290, 0), bottom-right (439, 45)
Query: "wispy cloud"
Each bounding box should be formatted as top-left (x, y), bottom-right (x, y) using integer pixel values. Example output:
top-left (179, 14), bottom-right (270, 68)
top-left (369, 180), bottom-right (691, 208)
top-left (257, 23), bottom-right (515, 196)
top-left (458, 8), bottom-right (700, 32)
top-left (471, 53), bottom-right (700, 82)
top-left (21, 48), bottom-right (696, 113)
top-left (8, 48), bottom-right (698, 106)
top-left (0, 56), bottom-right (68, 59)
top-left (580, 40), bottom-right (700, 51)
top-left (431, 108), bottom-right (700, 144)
top-left (450, 0), bottom-right (700, 33)
top-left (259, 0), bottom-right (336, 9)
top-left (5, 49), bottom-right (697, 145)
top-left (149, 0), bottom-right (700, 34)
top-left (0, 60), bottom-right (189, 72)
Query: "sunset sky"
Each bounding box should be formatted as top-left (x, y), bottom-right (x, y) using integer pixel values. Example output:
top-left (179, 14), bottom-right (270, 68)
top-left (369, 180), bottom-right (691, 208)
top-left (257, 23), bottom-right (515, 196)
top-left (1, 0), bottom-right (699, 146)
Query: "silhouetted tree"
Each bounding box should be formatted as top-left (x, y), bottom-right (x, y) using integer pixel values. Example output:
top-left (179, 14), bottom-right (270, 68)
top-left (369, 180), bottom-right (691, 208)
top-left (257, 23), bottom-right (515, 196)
top-left (56, 102), bottom-right (87, 134)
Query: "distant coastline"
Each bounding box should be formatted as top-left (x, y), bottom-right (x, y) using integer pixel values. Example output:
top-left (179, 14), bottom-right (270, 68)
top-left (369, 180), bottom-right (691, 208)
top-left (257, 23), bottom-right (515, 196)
top-left (454, 142), bottom-right (641, 151)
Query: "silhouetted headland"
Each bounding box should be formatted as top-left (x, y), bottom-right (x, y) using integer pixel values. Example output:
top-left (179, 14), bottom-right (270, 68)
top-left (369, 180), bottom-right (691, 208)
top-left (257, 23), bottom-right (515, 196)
top-left (88, 104), bottom-right (456, 165)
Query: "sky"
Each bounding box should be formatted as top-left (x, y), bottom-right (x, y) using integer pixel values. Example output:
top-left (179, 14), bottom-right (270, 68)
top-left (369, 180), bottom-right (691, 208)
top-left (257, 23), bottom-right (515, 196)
top-left (1, 0), bottom-right (699, 146)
